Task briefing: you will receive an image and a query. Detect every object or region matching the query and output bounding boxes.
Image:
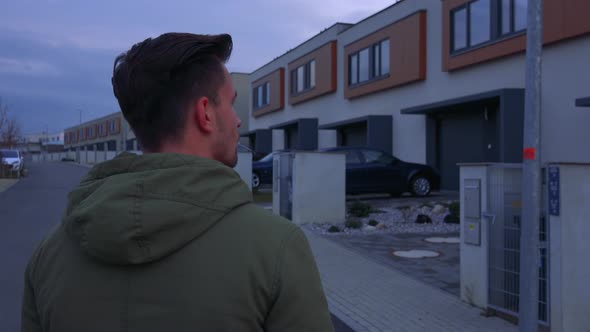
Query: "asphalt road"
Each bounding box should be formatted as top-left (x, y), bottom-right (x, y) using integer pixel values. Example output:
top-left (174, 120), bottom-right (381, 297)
top-left (0, 161), bottom-right (353, 332)
top-left (0, 162), bottom-right (89, 331)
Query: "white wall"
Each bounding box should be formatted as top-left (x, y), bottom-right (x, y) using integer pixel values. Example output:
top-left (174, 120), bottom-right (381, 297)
top-left (96, 152), bottom-right (105, 163)
top-left (292, 152), bottom-right (346, 224)
top-left (550, 164), bottom-right (590, 332)
top-left (272, 129), bottom-right (285, 151)
top-left (248, 0), bottom-right (590, 164)
top-left (106, 151), bottom-right (116, 160)
top-left (318, 130), bottom-right (337, 149)
top-left (233, 152), bottom-right (252, 191)
top-left (87, 150), bottom-right (96, 164)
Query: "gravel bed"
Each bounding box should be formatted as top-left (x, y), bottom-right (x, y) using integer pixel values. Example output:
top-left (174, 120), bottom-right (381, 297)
top-left (307, 200), bottom-right (461, 236)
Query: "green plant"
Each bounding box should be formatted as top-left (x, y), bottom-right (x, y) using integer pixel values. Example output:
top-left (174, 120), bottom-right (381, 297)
top-left (327, 226), bottom-right (340, 233)
top-left (449, 201), bottom-right (460, 217)
top-left (345, 219), bottom-right (363, 229)
top-left (368, 219), bottom-right (379, 227)
top-left (348, 201), bottom-right (372, 218)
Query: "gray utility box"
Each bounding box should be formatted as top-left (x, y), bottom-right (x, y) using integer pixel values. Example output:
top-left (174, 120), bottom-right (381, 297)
top-left (463, 178), bottom-right (482, 246)
top-left (272, 151), bottom-right (345, 225)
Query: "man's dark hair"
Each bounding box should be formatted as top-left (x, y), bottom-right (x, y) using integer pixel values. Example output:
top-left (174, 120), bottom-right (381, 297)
top-left (112, 33), bottom-right (232, 151)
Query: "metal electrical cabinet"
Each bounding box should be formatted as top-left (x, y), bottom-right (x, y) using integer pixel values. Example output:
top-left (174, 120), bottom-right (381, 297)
top-left (273, 151), bottom-right (294, 220)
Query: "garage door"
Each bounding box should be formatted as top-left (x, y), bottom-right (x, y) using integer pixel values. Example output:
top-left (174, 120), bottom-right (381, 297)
top-left (338, 122), bottom-right (367, 147)
top-left (437, 107), bottom-right (498, 190)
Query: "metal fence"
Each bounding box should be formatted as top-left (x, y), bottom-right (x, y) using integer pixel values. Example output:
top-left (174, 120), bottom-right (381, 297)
top-left (487, 166), bottom-right (549, 324)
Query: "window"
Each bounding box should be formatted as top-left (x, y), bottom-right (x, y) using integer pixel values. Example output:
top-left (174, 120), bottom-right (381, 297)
top-left (253, 82), bottom-right (270, 109)
top-left (470, 0), bottom-right (491, 45)
top-left (345, 150), bottom-right (362, 164)
top-left (107, 140), bottom-right (117, 151)
top-left (453, 8), bottom-right (468, 51)
top-left (348, 39), bottom-right (390, 86)
top-left (362, 150), bottom-right (396, 165)
top-left (501, 0), bottom-right (527, 36)
top-left (291, 59), bottom-right (316, 94)
top-left (349, 54), bottom-right (358, 85)
top-left (108, 119), bottom-right (118, 134)
top-left (452, 0), bottom-right (528, 53)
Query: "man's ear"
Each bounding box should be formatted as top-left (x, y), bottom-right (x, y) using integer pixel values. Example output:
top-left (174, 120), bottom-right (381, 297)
top-left (193, 96), bottom-right (214, 134)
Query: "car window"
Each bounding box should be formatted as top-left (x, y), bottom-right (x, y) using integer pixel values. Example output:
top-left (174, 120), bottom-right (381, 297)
top-left (345, 150), bottom-right (362, 164)
top-left (362, 150), bottom-right (395, 165)
top-left (259, 152), bottom-right (275, 162)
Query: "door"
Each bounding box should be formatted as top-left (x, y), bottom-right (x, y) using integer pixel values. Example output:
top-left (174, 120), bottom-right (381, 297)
top-left (360, 149), bottom-right (404, 194)
top-left (437, 107), bottom-right (496, 190)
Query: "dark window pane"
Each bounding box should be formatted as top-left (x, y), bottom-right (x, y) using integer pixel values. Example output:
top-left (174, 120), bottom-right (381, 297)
top-left (515, 0), bottom-right (527, 31)
top-left (265, 82), bottom-right (270, 104)
top-left (359, 48), bottom-right (370, 82)
top-left (501, 0), bottom-right (512, 34)
top-left (309, 60), bottom-right (316, 88)
top-left (453, 8), bottom-right (467, 51)
top-left (291, 70), bottom-right (297, 94)
top-left (257, 86), bottom-right (263, 107)
top-left (350, 54), bottom-right (358, 85)
top-left (373, 44), bottom-right (380, 77)
top-left (470, 0), bottom-right (491, 46)
top-left (362, 150), bottom-right (383, 163)
top-left (345, 151), bottom-right (361, 164)
top-left (297, 66), bottom-right (304, 92)
top-left (381, 39), bottom-right (390, 75)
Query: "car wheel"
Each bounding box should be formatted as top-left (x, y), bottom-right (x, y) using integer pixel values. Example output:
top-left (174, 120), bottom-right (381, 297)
top-left (410, 176), bottom-right (431, 197)
top-left (252, 172), bottom-right (261, 191)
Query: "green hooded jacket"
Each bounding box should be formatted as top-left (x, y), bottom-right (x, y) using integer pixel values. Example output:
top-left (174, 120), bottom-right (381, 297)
top-left (21, 153), bottom-right (334, 332)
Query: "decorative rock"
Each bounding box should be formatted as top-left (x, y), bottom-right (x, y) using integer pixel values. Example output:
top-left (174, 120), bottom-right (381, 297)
top-left (376, 223), bottom-right (388, 230)
top-left (363, 225), bottom-right (377, 231)
top-left (432, 204), bottom-right (446, 215)
top-left (392, 249), bottom-right (440, 258)
top-left (415, 214), bottom-right (432, 224)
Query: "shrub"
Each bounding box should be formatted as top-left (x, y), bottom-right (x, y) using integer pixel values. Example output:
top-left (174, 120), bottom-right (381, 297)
top-left (368, 219), bottom-right (379, 227)
top-left (345, 219), bottom-right (363, 229)
top-left (348, 201), bottom-right (372, 218)
top-left (327, 226), bottom-right (341, 233)
top-left (449, 201), bottom-right (460, 217)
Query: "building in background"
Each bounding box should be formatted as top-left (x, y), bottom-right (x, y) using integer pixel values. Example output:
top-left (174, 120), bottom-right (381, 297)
top-left (245, 0), bottom-right (590, 192)
top-left (63, 111), bottom-right (128, 157)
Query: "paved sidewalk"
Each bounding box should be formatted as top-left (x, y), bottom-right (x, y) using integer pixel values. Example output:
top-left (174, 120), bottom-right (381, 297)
top-left (303, 229), bottom-right (517, 332)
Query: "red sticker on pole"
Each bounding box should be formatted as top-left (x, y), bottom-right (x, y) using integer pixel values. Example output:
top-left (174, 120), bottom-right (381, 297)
top-left (523, 148), bottom-right (536, 160)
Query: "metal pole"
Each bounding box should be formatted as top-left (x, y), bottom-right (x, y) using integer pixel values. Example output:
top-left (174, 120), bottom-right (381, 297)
top-left (520, 0), bottom-right (543, 331)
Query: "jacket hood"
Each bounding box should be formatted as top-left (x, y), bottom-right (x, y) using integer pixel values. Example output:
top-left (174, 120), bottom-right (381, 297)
top-left (63, 152), bottom-right (252, 265)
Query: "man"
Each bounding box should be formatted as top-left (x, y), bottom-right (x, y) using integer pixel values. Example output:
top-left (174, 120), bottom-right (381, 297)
top-left (21, 33), bottom-right (334, 332)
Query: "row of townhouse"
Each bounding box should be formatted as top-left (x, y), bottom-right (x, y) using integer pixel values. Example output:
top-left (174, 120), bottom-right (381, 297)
top-left (63, 112), bottom-right (135, 152)
top-left (244, 0), bottom-right (590, 191)
top-left (63, 73), bottom-right (252, 155)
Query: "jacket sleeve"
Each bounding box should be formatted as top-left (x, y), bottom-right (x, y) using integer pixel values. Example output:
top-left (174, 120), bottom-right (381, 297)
top-left (264, 228), bottom-right (335, 332)
top-left (21, 256), bottom-right (42, 332)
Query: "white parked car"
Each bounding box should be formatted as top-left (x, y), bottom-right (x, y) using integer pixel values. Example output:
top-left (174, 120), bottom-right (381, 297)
top-left (0, 149), bottom-right (24, 174)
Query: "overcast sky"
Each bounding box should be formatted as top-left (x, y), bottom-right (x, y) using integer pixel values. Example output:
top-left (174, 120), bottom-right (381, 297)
top-left (0, 0), bottom-right (396, 135)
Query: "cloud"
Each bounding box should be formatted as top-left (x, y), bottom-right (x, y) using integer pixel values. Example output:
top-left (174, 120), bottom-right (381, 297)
top-left (0, 0), bottom-right (397, 133)
top-left (0, 57), bottom-right (62, 77)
